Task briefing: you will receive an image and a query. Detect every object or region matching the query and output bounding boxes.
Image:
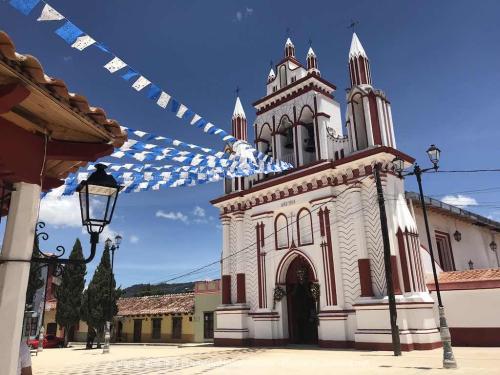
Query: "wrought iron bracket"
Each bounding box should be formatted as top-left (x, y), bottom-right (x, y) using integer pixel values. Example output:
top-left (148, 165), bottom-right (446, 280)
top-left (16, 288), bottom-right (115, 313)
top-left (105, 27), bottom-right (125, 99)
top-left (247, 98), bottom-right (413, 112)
top-left (31, 221), bottom-right (100, 266)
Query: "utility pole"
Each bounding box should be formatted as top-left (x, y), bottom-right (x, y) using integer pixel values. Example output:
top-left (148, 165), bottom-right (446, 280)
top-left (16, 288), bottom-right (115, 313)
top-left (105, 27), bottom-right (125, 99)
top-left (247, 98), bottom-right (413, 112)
top-left (374, 163), bottom-right (401, 356)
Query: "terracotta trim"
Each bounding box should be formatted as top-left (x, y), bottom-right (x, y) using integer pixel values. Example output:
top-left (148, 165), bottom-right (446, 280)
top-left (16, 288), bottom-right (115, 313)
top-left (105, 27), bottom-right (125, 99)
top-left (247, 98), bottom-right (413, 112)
top-left (397, 229), bottom-right (411, 293)
top-left (315, 112), bottom-right (330, 119)
top-left (427, 279), bottom-right (500, 291)
top-left (250, 211), bottom-right (274, 218)
top-left (355, 341), bottom-right (442, 351)
top-left (391, 255), bottom-right (402, 294)
top-left (313, 95), bottom-right (321, 159)
top-left (323, 207), bottom-right (338, 305)
top-left (211, 147), bottom-right (414, 205)
top-left (221, 275), bottom-right (231, 305)
top-left (309, 194), bottom-right (336, 205)
top-left (449, 327), bottom-right (500, 347)
top-left (353, 301), bottom-right (434, 307)
top-left (275, 248), bottom-right (319, 284)
top-left (297, 207), bottom-right (314, 246)
top-left (236, 273), bottom-right (246, 304)
top-left (368, 92), bottom-right (382, 145)
top-left (253, 73), bottom-right (336, 107)
top-left (318, 340), bottom-right (355, 349)
top-left (358, 259), bottom-right (374, 297)
top-left (274, 213), bottom-right (289, 250)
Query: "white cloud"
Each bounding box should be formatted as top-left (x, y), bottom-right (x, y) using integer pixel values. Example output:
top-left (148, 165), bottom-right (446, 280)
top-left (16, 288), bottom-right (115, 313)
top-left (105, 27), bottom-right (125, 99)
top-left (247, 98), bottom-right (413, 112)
top-left (441, 194), bottom-right (478, 207)
top-left (155, 210), bottom-right (189, 224)
top-left (130, 235), bottom-right (139, 244)
top-left (235, 7), bottom-right (254, 22)
top-left (193, 206), bottom-right (206, 217)
top-left (39, 193), bottom-right (82, 228)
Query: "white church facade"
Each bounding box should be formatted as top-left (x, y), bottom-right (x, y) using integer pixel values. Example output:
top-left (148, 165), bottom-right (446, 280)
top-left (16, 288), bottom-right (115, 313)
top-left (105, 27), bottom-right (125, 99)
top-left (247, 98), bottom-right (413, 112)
top-left (210, 34), bottom-right (443, 350)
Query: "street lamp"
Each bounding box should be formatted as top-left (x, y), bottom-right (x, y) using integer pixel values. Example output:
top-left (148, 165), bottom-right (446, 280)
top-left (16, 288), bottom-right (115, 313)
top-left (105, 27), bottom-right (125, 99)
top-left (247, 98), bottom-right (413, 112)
top-left (103, 234), bottom-right (121, 354)
top-left (490, 240), bottom-right (499, 267)
top-left (393, 145), bottom-right (457, 369)
top-left (31, 164), bottom-right (121, 267)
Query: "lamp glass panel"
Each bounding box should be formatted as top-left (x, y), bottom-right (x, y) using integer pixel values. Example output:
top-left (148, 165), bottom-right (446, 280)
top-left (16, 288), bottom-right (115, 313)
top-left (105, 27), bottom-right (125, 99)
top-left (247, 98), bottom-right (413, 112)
top-left (78, 186), bottom-right (89, 224)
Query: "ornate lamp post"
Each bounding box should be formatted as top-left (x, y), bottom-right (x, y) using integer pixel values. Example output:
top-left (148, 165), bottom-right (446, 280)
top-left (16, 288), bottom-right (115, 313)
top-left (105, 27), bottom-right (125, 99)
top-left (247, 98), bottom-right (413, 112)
top-left (26, 164), bottom-right (121, 351)
top-left (393, 145), bottom-right (457, 369)
top-left (102, 235), bottom-right (122, 354)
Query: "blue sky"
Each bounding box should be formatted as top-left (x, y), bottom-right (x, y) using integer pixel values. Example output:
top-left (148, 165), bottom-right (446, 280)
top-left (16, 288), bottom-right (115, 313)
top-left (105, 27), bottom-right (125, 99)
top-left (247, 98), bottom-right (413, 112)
top-left (1, 0), bottom-right (499, 287)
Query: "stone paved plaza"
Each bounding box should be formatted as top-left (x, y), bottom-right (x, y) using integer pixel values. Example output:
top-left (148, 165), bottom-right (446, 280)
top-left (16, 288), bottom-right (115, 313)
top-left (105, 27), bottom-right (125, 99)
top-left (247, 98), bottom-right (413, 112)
top-left (31, 345), bottom-right (500, 374)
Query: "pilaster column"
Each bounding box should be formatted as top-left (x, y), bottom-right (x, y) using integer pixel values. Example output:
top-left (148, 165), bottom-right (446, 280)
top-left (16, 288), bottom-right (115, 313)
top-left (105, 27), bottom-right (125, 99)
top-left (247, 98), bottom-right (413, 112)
top-left (362, 96), bottom-right (375, 147)
top-left (220, 215), bottom-right (232, 304)
top-left (0, 182), bottom-right (41, 375)
top-left (234, 211), bottom-right (246, 304)
top-left (351, 186), bottom-right (374, 297)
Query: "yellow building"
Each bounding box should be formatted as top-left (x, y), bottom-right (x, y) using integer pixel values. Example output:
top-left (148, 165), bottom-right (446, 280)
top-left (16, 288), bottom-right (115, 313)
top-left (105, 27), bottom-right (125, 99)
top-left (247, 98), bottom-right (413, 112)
top-left (43, 300), bottom-right (88, 342)
top-left (193, 280), bottom-right (221, 343)
top-left (115, 293), bottom-right (194, 343)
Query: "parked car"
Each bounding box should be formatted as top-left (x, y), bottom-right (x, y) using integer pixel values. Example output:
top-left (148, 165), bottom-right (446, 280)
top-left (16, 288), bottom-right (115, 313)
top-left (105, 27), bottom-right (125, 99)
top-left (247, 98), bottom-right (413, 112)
top-left (28, 334), bottom-right (64, 349)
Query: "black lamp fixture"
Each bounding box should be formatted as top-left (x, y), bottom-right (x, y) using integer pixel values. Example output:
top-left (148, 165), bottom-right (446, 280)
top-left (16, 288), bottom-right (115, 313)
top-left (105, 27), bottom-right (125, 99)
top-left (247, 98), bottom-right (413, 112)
top-left (468, 260), bottom-right (474, 270)
top-left (426, 144), bottom-right (441, 169)
top-left (32, 164), bottom-right (122, 266)
top-left (490, 240), bottom-right (498, 252)
top-left (453, 230), bottom-right (462, 242)
top-left (77, 164), bottom-right (121, 236)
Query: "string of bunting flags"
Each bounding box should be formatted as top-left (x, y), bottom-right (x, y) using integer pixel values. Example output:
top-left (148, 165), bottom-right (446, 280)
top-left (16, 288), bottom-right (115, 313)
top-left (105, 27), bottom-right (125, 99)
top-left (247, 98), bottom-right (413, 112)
top-left (7, 0), bottom-right (293, 195)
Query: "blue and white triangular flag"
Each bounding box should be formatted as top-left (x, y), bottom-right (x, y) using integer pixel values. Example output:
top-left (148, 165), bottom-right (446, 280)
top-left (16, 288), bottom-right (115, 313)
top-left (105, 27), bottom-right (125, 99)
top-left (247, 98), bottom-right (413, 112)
top-left (37, 3), bottom-right (64, 21)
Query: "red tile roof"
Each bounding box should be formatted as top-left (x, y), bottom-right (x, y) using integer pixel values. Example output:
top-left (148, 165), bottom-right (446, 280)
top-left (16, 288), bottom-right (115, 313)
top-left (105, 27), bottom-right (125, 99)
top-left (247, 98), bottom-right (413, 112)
top-left (438, 269), bottom-right (500, 283)
top-left (0, 31), bottom-right (126, 147)
top-left (428, 269), bottom-right (500, 291)
top-left (117, 293), bottom-right (195, 316)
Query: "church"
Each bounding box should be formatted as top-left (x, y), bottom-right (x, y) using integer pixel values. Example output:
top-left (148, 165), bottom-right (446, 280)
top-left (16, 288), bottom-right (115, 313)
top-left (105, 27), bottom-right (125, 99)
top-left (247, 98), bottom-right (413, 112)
top-left (210, 33), bottom-right (442, 350)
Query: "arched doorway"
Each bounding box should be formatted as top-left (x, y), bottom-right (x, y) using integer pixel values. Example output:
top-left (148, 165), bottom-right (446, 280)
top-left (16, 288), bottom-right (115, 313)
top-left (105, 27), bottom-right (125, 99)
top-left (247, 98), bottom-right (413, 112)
top-left (285, 255), bottom-right (318, 344)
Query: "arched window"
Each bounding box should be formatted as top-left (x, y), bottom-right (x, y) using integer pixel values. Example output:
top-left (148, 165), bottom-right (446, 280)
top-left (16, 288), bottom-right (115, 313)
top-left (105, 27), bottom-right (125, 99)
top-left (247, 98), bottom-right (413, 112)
top-left (275, 214), bottom-right (289, 249)
top-left (297, 208), bottom-right (313, 246)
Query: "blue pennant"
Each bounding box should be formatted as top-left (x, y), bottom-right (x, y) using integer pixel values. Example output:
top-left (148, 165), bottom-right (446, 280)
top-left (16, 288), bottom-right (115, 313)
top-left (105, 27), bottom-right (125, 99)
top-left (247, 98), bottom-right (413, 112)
top-left (9, 0), bottom-right (40, 15)
top-left (55, 21), bottom-right (85, 45)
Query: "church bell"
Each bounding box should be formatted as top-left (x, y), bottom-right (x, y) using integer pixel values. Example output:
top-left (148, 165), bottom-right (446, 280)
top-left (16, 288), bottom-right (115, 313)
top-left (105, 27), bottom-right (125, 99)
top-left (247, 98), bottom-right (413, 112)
top-left (304, 127), bottom-right (316, 152)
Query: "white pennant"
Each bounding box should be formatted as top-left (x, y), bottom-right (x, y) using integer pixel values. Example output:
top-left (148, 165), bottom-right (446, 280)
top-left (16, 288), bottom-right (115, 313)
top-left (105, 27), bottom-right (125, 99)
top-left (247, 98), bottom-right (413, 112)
top-left (176, 104), bottom-right (188, 118)
top-left (37, 4), bottom-right (64, 21)
top-left (71, 35), bottom-right (96, 51)
top-left (132, 76), bottom-right (151, 91)
top-left (156, 92), bottom-right (171, 109)
top-left (190, 114), bottom-right (201, 125)
top-left (104, 57), bottom-right (127, 73)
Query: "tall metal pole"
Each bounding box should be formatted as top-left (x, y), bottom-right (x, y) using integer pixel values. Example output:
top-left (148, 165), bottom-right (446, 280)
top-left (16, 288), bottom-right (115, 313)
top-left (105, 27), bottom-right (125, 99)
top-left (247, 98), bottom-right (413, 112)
top-left (103, 246), bottom-right (115, 354)
top-left (415, 165), bottom-right (457, 369)
top-left (374, 164), bottom-right (401, 356)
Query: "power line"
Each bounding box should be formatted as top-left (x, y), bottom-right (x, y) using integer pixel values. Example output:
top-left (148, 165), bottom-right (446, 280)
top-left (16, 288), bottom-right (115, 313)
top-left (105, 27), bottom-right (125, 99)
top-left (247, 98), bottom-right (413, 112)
top-left (158, 174), bottom-right (408, 284)
top-left (437, 169), bottom-right (500, 173)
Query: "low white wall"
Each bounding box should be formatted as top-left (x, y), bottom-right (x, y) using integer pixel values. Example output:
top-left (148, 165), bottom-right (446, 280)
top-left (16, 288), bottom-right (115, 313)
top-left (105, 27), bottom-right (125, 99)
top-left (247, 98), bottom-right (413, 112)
top-left (429, 287), bottom-right (500, 346)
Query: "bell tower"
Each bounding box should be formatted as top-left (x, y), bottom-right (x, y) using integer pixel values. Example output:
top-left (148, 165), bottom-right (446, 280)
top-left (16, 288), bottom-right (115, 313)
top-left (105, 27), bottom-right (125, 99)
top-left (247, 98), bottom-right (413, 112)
top-left (232, 96), bottom-right (247, 141)
top-left (346, 33), bottom-right (396, 152)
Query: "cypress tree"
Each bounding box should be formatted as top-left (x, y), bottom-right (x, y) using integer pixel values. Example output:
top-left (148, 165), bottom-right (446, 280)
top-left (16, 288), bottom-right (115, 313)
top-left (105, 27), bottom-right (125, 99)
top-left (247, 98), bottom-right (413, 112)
top-left (25, 239), bottom-right (44, 308)
top-left (55, 238), bottom-right (86, 347)
top-left (80, 242), bottom-right (120, 347)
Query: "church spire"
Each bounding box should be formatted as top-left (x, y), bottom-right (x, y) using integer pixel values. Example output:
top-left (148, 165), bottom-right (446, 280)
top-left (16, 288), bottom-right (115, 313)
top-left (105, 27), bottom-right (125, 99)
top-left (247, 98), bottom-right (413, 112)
top-left (267, 68), bottom-right (276, 83)
top-left (284, 37), bottom-right (295, 58)
top-left (306, 47), bottom-right (319, 75)
top-left (232, 96), bottom-right (247, 141)
top-left (348, 33), bottom-right (372, 86)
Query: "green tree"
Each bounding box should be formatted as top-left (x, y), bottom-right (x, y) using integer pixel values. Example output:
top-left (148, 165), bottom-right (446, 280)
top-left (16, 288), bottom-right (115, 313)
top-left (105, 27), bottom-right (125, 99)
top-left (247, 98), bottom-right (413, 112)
top-left (80, 243), bottom-right (119, 347)
top-left (55, 239), bottom-right (86, 347)
top-left (25, 239), bottom-right (44, 308)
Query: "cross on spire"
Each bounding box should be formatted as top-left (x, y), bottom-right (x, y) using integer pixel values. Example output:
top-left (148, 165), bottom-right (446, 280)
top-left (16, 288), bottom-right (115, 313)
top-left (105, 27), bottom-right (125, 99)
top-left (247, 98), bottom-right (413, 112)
top-left (347, 19), bottom-right (359, 32)
top-left (235, 86), bottom-right (240, 97)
